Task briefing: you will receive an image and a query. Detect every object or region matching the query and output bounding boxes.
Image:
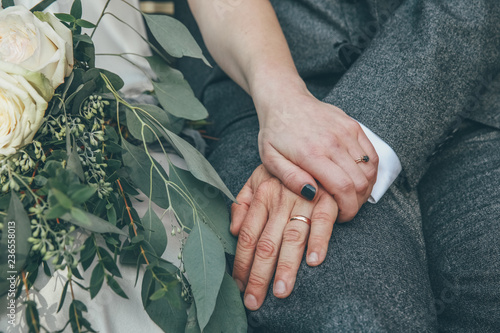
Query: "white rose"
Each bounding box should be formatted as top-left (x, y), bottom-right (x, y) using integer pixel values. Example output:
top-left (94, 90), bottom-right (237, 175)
top-left (0, 63), bottom-right (53, 156)
top-left (0, 5), bottom-right (73, 89)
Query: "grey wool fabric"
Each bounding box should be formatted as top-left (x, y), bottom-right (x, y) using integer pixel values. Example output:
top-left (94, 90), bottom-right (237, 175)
top-left (174, 0), bottom-right (500, 331)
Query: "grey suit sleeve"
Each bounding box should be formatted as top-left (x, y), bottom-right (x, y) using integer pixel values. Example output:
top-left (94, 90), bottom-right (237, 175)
top-left (323, 0), bottom-right (500, 187)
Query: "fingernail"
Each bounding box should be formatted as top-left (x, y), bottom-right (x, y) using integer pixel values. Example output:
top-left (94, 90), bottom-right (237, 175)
top-left (244, 294), bottom-right (258, 309)
top-left (274, 280), bottom-right (286, 295)
top-left (301, 184), bottom-right (316, 201)
top-left (234, 279), bottom-right (244, 292)
top-left (307, 252), bottom-right (319, 265)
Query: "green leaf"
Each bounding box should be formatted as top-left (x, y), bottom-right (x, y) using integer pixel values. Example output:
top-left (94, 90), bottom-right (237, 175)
top-left (140, 207), bottom-right (167, 257)
top-left (149, 288), bottom-right (166, 301)
top-left (54, 13), bottom-right (75, 23)
top-left (146, 62), bottom-right (207, 121)
top-left (51, 188), bottom-right (73, 209)
top-left (0, 193), bottom-right (31, 294)
top-left (69, 186), bottom-right (96, 204)
top-left (99, 70), bottom-right (124, 92)
top-left (44, 204), bottom-right (69, 220)
top-left (204, 273), bottom-right (248, 332)
top-left (24, 300), bottom-right (41, 332)
top-left (2, 0), bottom-right (14, 8)
top-left (159, 127), bottom-right (236, 202)
top-left (126, 104), bottom-right (183, 142)
top-left (170, 164), bottom-right (236, 254)
top-left (107, 205), bottom-right (117, 225)
top-left (70, 0), bottom-right (82, 19)
top-left (106, 275), bottom-right (128, 299)
top-left (143, 14), bottom-right (210, 66)
top-left (66, 139), bottom-right (85, 181)
top-left (99, 247), bottom-right (122, 277)
top-left (75, 19), bottom-right (96, 28)
top-left (121, 139), bottom-right (170, 208)
top-left (80, 237), bottom-right (97, 271)
top-left (183, 221), bottom-right (226, 331)
top-left (30, 0), bottom-right (56, 12)
top-left (61, 209), bottom-right (127, 235)
top-left (57, 280), bottom-right (70, 313)
top-left (90, 264), bottom-right (105, 299)
top-left (142, 262), bottom-right (188, 332)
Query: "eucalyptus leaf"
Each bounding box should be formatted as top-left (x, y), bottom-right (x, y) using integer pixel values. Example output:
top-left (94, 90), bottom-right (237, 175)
top-left (158, 127), bottom-right (235, 202)
top-left (183, 221), bottom-right (226, 331)
top-left (2, 0), bottom-right (14, 8)
top-left (142, 262), bottom-right (188, 332)
top-left (76, 19), bottom-right (96, 28)
top-left (127, 104), bottom-right (184, 142)
top-left (30, 0), bottom-right (56, 12)
top-left (70, 0), bottom-right (82, 20)
top-left (61, 209), bottom-right (126, 235)
top-left (90, 264), bottom-right (104, 299)
top-left (143, 14), bottom-right (210, 66)
top-left (121, 139), bottom-right (170, 208)
top-left (204, 273), bottom-right (247, 333)
top-left (99, 247), bottom-right (122, 277)
top-left (149, 65), bottom-right (208, 121)
top-left (106, 275), bottom-right (128, 299)
top-left (0, 193), bottom-right (31, 294)
top-left (169, 164), bottom-right (236, 254)
top-left (139, 207), bottom-right (168, 257)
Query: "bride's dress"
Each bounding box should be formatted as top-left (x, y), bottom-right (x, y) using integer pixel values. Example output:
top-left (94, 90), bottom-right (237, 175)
top-left (0, 1), bottom-right (185, 332)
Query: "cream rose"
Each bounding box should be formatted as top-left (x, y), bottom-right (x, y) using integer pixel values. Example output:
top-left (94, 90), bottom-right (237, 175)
top-left (0, 63), bottom-right (53, 156)
top-left (0, 5), bottom-right (73, 89)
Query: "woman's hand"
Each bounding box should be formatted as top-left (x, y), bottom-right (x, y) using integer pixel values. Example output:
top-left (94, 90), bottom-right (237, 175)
top-left (254, 83), bottom-right (378, 222)
top-left (231, 165), bottom-right (338, 310)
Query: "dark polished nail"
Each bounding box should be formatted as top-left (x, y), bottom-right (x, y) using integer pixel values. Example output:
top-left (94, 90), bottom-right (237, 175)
top-left (301, 184), bottom-right (316, 201)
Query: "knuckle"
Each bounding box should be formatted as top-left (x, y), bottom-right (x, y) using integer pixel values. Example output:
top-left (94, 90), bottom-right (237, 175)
top-left (366, 166), bottom-right (377, 182)
top-left (276, 260), bottom-right (295, 273)
top-left (255, 237), bottom-right (279, 259)
top-left (238, 228), bottom-right (258, 250)
top-left (370, 152), bottom-right (379, 166)
top-left (247, 273), bottom-right (268, 289)
top-left (308, 234), bottom-right (328, 247)
top-left (282, 226), bottom-right (306, 246)
top-left (280, 168), bottom-right (299, 187)
top-left (311, 211), bottom-right (334, 225)
top-left (355, 178), bottom-right (370, 194)
top-left (232, 257), bottom-right (249, 275)
top-left (339, 209), bottom-right (357, 223)
top-left (336, 177), bottom-right (355, 193)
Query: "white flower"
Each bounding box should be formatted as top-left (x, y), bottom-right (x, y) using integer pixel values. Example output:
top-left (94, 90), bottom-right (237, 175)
top-left (0, 63), bottom-right (53, 156)
top-left (0, 5), bottom-right (73, 89)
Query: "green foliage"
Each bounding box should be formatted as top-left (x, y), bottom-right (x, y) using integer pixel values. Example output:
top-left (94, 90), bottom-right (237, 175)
top-left (183, 221), bottom-right (226, 331)
top-left (2, 0), bottom-right (14, 8)
top-left (1, 0), bottom-right (247, 332)
top-left (142, 14), bottom-right (210, 66)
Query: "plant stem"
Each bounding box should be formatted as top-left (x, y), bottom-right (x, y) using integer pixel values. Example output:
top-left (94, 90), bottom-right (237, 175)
top-left (90, 0), bottom-right (111, 39)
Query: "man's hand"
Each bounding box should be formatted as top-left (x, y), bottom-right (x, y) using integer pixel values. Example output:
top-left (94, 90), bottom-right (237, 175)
top-left (231, 165), bottom-right (338, 310)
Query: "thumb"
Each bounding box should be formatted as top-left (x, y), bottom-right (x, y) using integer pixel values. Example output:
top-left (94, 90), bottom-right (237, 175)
top-left (264, 154), bottom-right (318, 201)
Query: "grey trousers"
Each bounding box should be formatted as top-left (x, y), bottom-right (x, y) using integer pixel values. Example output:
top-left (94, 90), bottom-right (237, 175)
top-left (207, 118), bottom-right (500, 332)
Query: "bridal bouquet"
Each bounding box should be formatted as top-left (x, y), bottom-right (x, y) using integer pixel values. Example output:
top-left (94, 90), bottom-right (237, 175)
top-left (0, 0), bottom-right (246, 332)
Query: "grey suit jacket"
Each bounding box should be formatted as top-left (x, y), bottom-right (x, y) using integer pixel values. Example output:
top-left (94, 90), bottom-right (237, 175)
top-left (175, 0), bottom-right (500, 187)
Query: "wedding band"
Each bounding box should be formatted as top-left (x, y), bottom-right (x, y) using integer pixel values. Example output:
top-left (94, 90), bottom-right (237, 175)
top-left (355, 155), bottom-right (370, 163)
top-left (289, 215), bottom-right (311, 225)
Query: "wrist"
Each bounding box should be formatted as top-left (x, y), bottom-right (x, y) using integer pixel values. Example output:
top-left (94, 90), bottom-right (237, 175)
top-left (249, 65), bottom-right (310, 118)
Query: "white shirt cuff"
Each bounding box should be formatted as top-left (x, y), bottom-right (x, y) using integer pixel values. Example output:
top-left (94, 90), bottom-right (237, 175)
top-left (357, 122), bottom-right (402, 203)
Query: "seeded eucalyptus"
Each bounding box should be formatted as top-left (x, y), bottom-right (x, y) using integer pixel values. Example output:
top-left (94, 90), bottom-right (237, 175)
top-left (0, 1), bottom-right (247, 332)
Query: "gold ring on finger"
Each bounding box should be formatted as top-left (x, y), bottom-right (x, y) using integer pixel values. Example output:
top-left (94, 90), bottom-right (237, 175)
top-left (289, 215), bottom-right (311, 225)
